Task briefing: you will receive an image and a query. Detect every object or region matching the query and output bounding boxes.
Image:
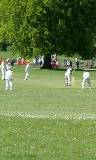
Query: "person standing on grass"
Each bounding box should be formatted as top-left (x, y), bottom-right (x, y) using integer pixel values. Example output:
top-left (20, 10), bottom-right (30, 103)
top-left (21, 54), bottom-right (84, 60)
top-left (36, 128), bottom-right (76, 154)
top-left (24, 61), bottom-right (31, 80)
top-left (82, 70), bottom-right (91, 88)
top-left (5, 67), bottom-right (13, 91)
top-left (0, 60), bottom-right (6, 80)
top-left (65, 66), bottom-right (72, 86)
top-left (6, 61), bottom-right (11, 71)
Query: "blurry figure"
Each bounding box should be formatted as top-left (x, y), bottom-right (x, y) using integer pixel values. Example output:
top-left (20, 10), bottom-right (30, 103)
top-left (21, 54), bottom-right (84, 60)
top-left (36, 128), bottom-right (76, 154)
top-left (86, 61), bottom-right (88, 67)
top-left (80, 59), bottom-right (84, 69)
top-left (24, 61), bottom-right (31, 80)
top-left (41, 56), bottom-right (44, 65)
top-left (90, 60), bottom-right (94, 69)
top-left (36, 57), bottom-right (39, 66)
top-left (75, 58), bottom-right (78, 62)
top-left (40, 55), bottom-right (44, 68)
top-left (21, 58), bottom-right (24, 65)
top-left (1, 60), bottom-right (6, 80)
top-left (82, 71), bottom-right (91, 88)
top-left (76, 60), bottom-right (79, 69)
top-left (51, 54), bottom-right (59, 69)
top-left (66, 60), bottom-right (70, 67)
top-left (10, 58), bottom-right (15, 66)
top-left (33, 58), bottom-right (36, 67)
top-left (5, 67), bottom-right (13, 91)
top-left (6, 62), bottom-right (11, 71)
top-left (16, 57), bottom-right (21, 65)
top-left (38, 57), bottom-right (41, 65)
top-left (64, 59), bottom-right (67, 67)
top-left (69, 60), bottom-right (72, 67)
top-left (6, 58), bottom-right (10, 63)
top-left (65, 67), bottom-right (72, 86)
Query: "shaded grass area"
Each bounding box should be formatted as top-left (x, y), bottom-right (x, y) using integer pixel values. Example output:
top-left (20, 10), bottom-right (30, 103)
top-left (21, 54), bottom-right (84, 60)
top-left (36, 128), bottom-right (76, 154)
top-left (0, 117), bottom-right (96, 160)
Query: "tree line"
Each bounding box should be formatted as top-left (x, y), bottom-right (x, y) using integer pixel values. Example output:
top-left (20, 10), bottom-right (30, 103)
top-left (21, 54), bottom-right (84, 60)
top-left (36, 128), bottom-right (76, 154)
top-left (0, 0), bottom-right (96, 62)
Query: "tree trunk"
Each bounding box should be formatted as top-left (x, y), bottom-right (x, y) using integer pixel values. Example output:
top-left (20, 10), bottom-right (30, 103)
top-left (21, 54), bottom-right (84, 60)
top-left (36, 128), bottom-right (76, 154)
top-left (41, 54), bottom-right (52, 69)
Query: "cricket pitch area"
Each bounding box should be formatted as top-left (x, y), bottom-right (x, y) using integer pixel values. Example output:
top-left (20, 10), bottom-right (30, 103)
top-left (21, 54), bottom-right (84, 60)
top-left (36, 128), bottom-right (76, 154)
top-left (0, 66), bottom-right (96, 160)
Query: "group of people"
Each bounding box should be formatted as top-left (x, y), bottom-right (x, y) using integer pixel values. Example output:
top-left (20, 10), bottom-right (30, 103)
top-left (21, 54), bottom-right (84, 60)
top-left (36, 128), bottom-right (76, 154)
top-left (65, 66), bottom-right (91, 88)
top-left (24, 62), bottom-right (92, 89)
top-left (0, 59), bottom-right (32, 90)
top-left (0, 58), bottom-right (92, 91)
top-left (51, 54), bottom-right (59, 69)
top-left (0, 60), bottom-right (13, 91)
top-left (0, 58), bottom-right (32, 91)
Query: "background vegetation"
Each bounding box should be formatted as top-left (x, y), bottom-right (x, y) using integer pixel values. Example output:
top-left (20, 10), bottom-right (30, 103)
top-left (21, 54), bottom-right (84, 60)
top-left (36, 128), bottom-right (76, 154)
top-left (0, 0), bottom-right (96, 60)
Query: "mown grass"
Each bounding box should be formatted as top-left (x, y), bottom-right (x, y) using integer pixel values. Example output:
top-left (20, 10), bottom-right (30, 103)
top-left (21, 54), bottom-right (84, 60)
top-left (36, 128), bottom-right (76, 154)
top-left (0, 66), bottom-right (96, 160)
top-left (0, 117), bottom-right (96, 160)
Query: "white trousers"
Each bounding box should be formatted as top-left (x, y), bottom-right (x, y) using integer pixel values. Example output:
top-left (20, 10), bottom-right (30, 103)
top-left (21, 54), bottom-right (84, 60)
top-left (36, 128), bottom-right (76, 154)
top-left (82, 78), bottom-right (91, 88)
top-left (65, 74), bottom-right (71, 86)
top-left (6, 79), bottom-right (13, 90)
top-left (1, 70), bottom-right (5, 80)
top-left (24, 72), bottom-right (29, 80)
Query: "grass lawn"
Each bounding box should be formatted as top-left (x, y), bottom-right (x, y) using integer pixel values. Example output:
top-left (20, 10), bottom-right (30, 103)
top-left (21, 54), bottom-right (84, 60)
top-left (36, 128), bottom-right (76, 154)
top-left (0, 66), bottom-right (96, 160)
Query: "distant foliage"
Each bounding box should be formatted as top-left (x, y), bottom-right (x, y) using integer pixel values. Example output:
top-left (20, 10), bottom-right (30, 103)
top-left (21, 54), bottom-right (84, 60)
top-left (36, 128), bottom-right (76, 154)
top-left (0, 0), bottom-right (96, 58)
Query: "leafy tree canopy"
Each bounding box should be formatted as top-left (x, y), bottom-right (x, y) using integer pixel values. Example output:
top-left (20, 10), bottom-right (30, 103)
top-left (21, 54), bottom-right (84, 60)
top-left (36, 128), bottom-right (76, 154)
top-left (0, 0), bottom-right (96, 58)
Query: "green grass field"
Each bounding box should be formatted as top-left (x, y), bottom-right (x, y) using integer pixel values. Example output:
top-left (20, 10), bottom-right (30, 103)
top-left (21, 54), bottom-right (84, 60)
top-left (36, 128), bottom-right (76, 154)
top-left (0, 66), bottom-right (96, 160)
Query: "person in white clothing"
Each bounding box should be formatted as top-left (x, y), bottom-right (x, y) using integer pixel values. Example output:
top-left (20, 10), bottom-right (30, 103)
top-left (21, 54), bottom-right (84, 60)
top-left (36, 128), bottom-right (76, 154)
top-left (5, 67), bottom-right (13, 91)
top-left (6, 62), bottom-right (11, 71)
top-left (82, 71), bottom-right (91, 88)
top-left (1, 60), bottom-right (6, 80)
top-left (24, 61), bottom-right (31, 80)
top-left (65, 67), bottom-right (72, 86)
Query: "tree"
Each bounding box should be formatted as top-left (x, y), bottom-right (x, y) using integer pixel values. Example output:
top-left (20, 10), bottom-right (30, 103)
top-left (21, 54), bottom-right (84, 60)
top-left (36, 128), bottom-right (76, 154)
top-left (0, 0), bottom-right (96, 68)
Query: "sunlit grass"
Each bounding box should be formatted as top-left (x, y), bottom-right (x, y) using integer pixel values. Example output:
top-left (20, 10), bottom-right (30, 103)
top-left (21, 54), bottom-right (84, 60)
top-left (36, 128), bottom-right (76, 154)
top-left (0, 66), bottom-right (96, 160)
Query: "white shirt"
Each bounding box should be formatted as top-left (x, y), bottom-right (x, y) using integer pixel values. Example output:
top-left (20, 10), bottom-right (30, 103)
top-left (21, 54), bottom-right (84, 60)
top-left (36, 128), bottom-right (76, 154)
top-left (1, 62), bottom-right (5, 71)
top-left (65, 67), bottom-right (72, 76)
top-left (33, 58), bottom-right (36, 64)
top-left (83, 71), bottom-right (90, 79)
top-left (5, 70), bottom-right (13, 80)
top-left (6, 63), bottom-right (11, 70)
top-left (25, 63), bottom-right (30, 72)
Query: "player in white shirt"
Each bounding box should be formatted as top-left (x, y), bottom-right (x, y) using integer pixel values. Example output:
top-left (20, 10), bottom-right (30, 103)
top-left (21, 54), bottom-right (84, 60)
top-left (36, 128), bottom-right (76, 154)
top-left (82, 71), bottom-right (91, 88)
top-left (24, 61), bottom-right (31, 80)
top-left (6, 62), bottom-right (11, 71)
top-left (65, 67), bottom-right (72, 86)
top-left (5, 67), bottom-right (13, 91)
top-left (1, 60), bottom-right (6, 80)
